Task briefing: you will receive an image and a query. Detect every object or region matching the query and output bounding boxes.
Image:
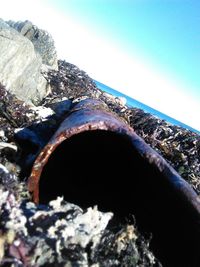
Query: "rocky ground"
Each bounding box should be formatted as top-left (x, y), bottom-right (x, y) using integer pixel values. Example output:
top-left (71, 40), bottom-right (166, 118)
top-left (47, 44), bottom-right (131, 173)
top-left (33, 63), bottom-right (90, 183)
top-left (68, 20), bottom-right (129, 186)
top-left (0, 60), bottom-right (163, 267)
top-left (0, 60), bottom-right (199, 266)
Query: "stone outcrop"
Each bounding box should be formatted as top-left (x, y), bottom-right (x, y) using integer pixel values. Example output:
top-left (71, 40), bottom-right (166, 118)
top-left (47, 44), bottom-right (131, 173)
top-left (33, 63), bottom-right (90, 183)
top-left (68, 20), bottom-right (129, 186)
top-left (0, 19), bottom-right (52, 105)
top-left (7, 20), bottom-right (58, 70)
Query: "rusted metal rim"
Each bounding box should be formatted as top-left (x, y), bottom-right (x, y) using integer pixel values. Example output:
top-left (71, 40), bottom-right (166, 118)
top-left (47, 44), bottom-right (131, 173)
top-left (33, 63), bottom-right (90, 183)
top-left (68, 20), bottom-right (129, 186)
top-left (28, 98), bottom-right (200, 215)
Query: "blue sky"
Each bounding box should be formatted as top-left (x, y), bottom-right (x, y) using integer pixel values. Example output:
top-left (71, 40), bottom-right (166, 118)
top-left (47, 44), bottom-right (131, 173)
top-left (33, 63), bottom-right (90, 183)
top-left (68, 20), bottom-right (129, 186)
top-left (54, 0), bottom-right (200, 98)
top-left (1, 0), bottom-right (200, 131)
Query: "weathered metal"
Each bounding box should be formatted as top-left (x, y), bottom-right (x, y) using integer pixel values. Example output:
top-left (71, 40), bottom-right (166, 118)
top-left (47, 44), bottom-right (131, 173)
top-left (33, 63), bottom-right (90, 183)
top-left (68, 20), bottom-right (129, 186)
top-left (28, 98), bottom-right (200, 266)
top-left (28, 98), bottom-right (200, 212)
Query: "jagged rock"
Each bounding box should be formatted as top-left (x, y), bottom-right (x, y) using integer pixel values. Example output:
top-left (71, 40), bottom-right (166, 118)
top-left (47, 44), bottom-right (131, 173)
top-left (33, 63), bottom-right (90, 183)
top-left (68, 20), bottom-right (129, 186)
top-left (0, 19), bottom-right (49, 105)
top-left (7, 20), bottom-right (58, 70)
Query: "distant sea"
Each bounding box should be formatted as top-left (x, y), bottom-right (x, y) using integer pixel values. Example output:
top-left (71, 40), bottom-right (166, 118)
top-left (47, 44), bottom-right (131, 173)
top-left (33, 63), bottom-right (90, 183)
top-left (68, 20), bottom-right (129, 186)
top-left (94, 80), bottom-right (200, 135)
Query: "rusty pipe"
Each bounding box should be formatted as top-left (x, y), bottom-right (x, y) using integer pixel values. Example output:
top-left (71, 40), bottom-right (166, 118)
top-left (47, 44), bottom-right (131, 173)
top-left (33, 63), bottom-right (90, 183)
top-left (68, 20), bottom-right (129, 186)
top-left (28, 98), bottom-right (200, 266)
top-left (28, 98), bottom-right (200, 210)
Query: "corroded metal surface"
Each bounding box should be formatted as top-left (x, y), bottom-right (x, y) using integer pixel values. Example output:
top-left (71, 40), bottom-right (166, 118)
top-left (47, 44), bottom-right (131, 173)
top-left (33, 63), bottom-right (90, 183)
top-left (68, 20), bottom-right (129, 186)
top-left (28, 98), bottom-right (200, 219)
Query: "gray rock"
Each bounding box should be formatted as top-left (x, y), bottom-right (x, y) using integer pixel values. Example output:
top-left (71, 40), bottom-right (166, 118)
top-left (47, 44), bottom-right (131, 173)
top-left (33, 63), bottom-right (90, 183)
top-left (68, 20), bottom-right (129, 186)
top-left (0, 19), bottom-right (49, 105)
top-left (7, 20), bottom-right (58, 70)
top-left (0, 163), bottom-right (18, 189)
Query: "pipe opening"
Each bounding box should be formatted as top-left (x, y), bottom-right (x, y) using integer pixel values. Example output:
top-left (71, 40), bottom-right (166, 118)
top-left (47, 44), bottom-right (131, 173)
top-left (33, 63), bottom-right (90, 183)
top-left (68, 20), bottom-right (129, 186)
top-left (39, 130), bottom-right (137, 209)
top-left (39, 129), bottom-right (200, 267)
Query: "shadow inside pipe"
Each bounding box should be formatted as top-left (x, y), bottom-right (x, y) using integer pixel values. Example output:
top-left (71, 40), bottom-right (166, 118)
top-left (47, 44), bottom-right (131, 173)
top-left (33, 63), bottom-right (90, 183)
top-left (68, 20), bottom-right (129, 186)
top-left (39, 130), bottom-right (200, 267)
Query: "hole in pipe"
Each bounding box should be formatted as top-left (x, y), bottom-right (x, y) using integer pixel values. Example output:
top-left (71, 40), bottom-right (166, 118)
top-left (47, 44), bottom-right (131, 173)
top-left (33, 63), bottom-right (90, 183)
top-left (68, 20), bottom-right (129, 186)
top-left (39, 130), bottom-right (200, 267)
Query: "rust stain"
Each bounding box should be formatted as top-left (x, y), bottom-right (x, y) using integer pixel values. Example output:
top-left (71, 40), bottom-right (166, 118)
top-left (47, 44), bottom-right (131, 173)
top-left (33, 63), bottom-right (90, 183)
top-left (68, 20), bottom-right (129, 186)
top-left (28, 98), bottom-right (200, 216)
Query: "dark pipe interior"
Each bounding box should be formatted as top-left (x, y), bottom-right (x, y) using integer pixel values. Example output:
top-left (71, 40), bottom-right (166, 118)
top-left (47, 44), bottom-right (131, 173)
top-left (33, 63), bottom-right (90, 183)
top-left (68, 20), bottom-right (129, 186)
top-left (39, 130), bottom-right (200, 267)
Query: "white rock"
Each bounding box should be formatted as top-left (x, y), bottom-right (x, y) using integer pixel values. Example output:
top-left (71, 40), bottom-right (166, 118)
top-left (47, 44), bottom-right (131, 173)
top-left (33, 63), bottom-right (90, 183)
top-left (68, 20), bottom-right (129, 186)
top-left (0, 19), bottom-right (48, 104)
top-left (0, 163), bottom-right (9, 174)
top-left (31, 106), bottom-right (54, 120)
top-left (61, 206), bottom-right (113, 248)
top-left (0, 142), bottom-right (17, 151)
top-left (115, 96), bottom-right (127, 106)
top-left (0, 130), bottom-right (5, 138)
